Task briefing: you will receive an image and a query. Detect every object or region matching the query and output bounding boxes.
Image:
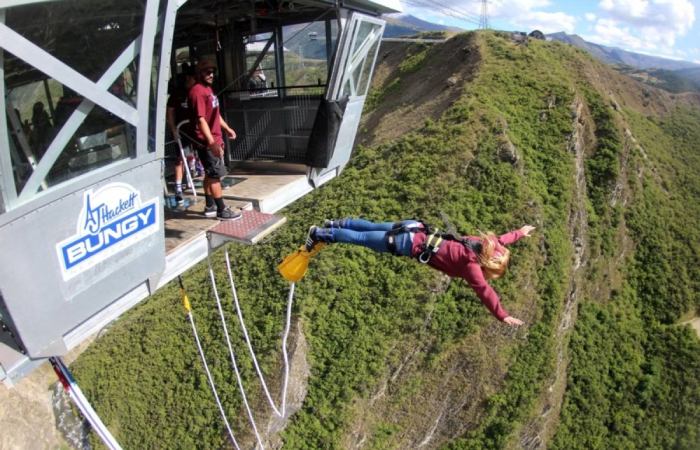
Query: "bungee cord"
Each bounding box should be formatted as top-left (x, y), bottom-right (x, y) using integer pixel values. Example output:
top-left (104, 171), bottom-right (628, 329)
top-left (206, 255), bottom-right (265, 449)
top-left (224, 249), bottom-right (295, 418)
top-left (50, 357), bottom-right (123, 450)
top-left (183, 246), bottom-right (297, 450)
top-left (179, 277), bottom-right (241, 450)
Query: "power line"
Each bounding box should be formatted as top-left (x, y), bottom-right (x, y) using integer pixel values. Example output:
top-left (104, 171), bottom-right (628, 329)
top-left (401, 0), bottom-right (481, 27)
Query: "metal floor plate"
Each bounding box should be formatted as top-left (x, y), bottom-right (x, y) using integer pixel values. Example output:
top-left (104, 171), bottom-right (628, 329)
top-left (209, 209), bottom-right (287, 246)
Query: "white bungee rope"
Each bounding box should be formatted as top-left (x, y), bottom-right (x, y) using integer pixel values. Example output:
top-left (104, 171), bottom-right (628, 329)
top-left (188, 247), bottom-right (296, 450)
top-left (207, 254), bottom-right (265, 449)
top-left (180, 278), bottom-right (241, 450)
top-left (50, 357), bottom-right (123, 450)
top-left (224, 249), bottom-right (295, 419)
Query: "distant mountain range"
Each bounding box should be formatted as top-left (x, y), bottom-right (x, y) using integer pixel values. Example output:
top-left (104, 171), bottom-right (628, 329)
top-left (547, 32), bottom-right (700, 92)
top-left (383, 14), bottom-right (462, 38)
top-left (547, 32), bottom-right (700, 71)
top-left (380, 15), bottom-right (700, 92)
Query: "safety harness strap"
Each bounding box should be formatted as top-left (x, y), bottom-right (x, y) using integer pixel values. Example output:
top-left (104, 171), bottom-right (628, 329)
top-left (418, 231), bottom-right (443, 263)
top-left (384, 220), bottom-right (482, 262)
top-left (385, 220), bottom-right (428, 255)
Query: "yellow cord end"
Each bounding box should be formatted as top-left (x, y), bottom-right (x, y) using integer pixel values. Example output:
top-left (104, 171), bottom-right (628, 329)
top-left (181, 289), bottom-right (191, 312)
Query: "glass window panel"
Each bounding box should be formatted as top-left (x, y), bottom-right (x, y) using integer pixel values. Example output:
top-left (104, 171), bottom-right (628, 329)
top-left (6, 0), bottom-right (146, 89)
top-left (351, 21), bottom-right (375, 56)
top-left (45, 104), bottom-right (135, 190)
top-left (5, 58), bottom-right (136, 196)
top-left (342, 77), bottom-right (353, 98)
top-left (245, 31), bottom-right (277, 96)
top-left (282, 21), bottom-right (331, 87)
top-left (3, 0), bottom-right (146, 199)
top-left (340, 20), bottom-right (382, 98)
top-left (356, 36), bottom-right (381, 96)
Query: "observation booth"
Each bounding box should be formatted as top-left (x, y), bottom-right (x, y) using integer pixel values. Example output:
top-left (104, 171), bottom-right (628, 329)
top-left (0, 0), bottom-right (401, 385)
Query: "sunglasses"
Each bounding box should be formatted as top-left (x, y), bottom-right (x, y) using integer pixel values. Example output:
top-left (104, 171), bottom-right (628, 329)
top-left (202, 68), bottom-right (216, 75)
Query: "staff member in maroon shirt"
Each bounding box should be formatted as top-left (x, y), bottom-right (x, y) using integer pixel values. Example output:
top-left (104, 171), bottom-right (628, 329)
top-left (188, 58), bottom-right (241, 221)
top-left (306, 218), bottom-right (536, 326)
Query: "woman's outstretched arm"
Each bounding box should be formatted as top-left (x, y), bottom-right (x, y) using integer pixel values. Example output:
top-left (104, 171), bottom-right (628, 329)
top-left (498, 225), bottom-right (536, 246)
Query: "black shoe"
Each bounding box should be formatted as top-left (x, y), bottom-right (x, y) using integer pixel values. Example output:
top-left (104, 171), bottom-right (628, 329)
top-left (176, 193), bottom-right (184, 206)
top-left (204, 205), bottom-right (217, 217)
top-left (217, 207), bottom-right (242, 221)
top-left (305, 226), bottom-right (319, 251)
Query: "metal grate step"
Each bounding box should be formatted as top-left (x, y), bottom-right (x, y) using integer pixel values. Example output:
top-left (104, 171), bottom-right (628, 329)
top-left (208, 209), bottom-right (286, 246)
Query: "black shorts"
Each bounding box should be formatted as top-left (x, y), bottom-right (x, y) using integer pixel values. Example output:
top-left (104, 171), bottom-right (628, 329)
top-left (196, 147), bottom-right (228, 179)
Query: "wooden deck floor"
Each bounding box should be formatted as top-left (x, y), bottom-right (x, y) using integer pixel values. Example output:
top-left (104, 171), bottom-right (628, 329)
top-left (163, 197), bottom-right (253, 253)
top-left (164, 164), bottom-right (306, 254)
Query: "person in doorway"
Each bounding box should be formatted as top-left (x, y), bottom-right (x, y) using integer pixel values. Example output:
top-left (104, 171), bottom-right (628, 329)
top-left (188, 58), bottom-right (241, 220)
top-left (30, 102), bottom-right (53, 159)
top-left (167, 63), bottom-right (196, 205)
top-left (306, 218), bottom-right (536, 326)
top-left (247, 65), bottom-right (267, 94)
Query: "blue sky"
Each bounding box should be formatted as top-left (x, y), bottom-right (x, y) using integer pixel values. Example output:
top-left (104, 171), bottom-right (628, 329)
top-left (398, 0), bottom-right (700, 63)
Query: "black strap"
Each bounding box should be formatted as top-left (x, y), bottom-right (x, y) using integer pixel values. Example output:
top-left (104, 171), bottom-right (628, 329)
top-left (417, 230), bottom-right (444, 263)
top-left (384, 220), bottom-right (482, 258)
top-left (419, 230), bottom-right (482, 261)
top-left (385, 221), bottom-right (426, 255)
top-left (386, 234), bottom-right (398, 255)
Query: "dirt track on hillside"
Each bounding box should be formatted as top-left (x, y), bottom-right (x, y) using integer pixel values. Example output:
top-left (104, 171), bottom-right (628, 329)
top-left (0, 341), bottom-right (92, 450)
top-left (0, 363), bottom-right (66, 450)
top-left (359, 33), bottom-right (480, 146)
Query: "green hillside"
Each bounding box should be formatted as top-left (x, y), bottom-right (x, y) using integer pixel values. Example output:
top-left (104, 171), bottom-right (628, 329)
top-left (71, 31), bottom-right (700, 449)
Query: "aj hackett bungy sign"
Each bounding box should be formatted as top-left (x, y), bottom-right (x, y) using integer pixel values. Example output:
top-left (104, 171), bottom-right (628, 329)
top-left (56, 183), bottom-right (159, 280)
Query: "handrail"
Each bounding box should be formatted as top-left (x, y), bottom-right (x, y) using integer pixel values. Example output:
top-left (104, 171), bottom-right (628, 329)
top-left (222, 83), bottom-right (328, 96)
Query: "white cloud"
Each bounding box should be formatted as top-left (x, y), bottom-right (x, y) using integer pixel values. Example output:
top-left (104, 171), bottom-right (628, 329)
top-left (593, 18), bottom-right (645, 48)
top-left (585, 13), bottom-right (597, 21)
top-left (599, 0), bottom-right (651, 20)
top-left (403, 0), bottom-right (572, 30)
top-left (689, 48), bottom-right (700, 63)
top-left (475, 0), bottom-right (576, 33)
top-left (585, 17), bottom-right (694, 61)
top-left (598, 0), bottom-right (695, 35)
top-left (511, 11), bottom-right (577, 34)
top-left (588, 0), bottom-right (696, 59)
top-left (486, 0), bottom-right (557, 20)
top-left (427, 0), bottom-right (554, 17)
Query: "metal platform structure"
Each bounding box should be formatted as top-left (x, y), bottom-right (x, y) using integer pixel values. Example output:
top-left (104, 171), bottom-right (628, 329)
top-left (0, 0), bottom-right (402, 385)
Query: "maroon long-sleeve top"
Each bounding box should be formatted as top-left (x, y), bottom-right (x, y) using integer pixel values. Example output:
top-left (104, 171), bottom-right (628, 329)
top-left (410, 229), bottom-right (525, 321)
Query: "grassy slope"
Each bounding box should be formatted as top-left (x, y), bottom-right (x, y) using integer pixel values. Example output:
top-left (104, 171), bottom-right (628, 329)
top-left (70, 32), bottom-right (700, 449)
top-left (551, 105), bottom-right (700, 450)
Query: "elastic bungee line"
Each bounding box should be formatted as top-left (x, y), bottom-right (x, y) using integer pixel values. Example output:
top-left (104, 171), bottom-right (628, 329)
top-left (179, 276), bottom-right (241, 450)
top-left (182, 246), bottom-right (297, 450)
top-left (50, 357), bottom-right (123, 450)
top-left (206, 254), bottom-right (265, 449)
top-left (224, 249), bottom-right (296, 418)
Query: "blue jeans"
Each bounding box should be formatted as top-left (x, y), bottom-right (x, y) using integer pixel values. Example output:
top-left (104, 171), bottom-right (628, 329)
top-left (329, 218), bottom-right (418, 256)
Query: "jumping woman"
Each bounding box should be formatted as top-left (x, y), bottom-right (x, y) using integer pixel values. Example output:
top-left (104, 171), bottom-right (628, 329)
top-left (306, 219), bottom-right (536, 327)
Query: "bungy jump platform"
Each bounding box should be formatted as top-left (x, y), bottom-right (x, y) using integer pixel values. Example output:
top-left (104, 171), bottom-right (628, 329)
top-left (48, 178), bottom-right (320, 450)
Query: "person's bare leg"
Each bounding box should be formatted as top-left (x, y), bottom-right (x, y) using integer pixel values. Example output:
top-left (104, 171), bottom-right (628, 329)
top-left (203, 177), bottom-right (215, 196)
top-left (202, 177), bottom-right (216, 215)
top-left (208, 180), bottom-right (223, 198)
top-left (175, 161), bottom-right (183, 187)
top-left (174, 161), bottom-right (184, 204)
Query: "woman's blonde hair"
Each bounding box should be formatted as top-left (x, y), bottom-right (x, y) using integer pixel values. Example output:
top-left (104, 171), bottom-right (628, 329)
top-left (477, 232), bottom-right (510, 280)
